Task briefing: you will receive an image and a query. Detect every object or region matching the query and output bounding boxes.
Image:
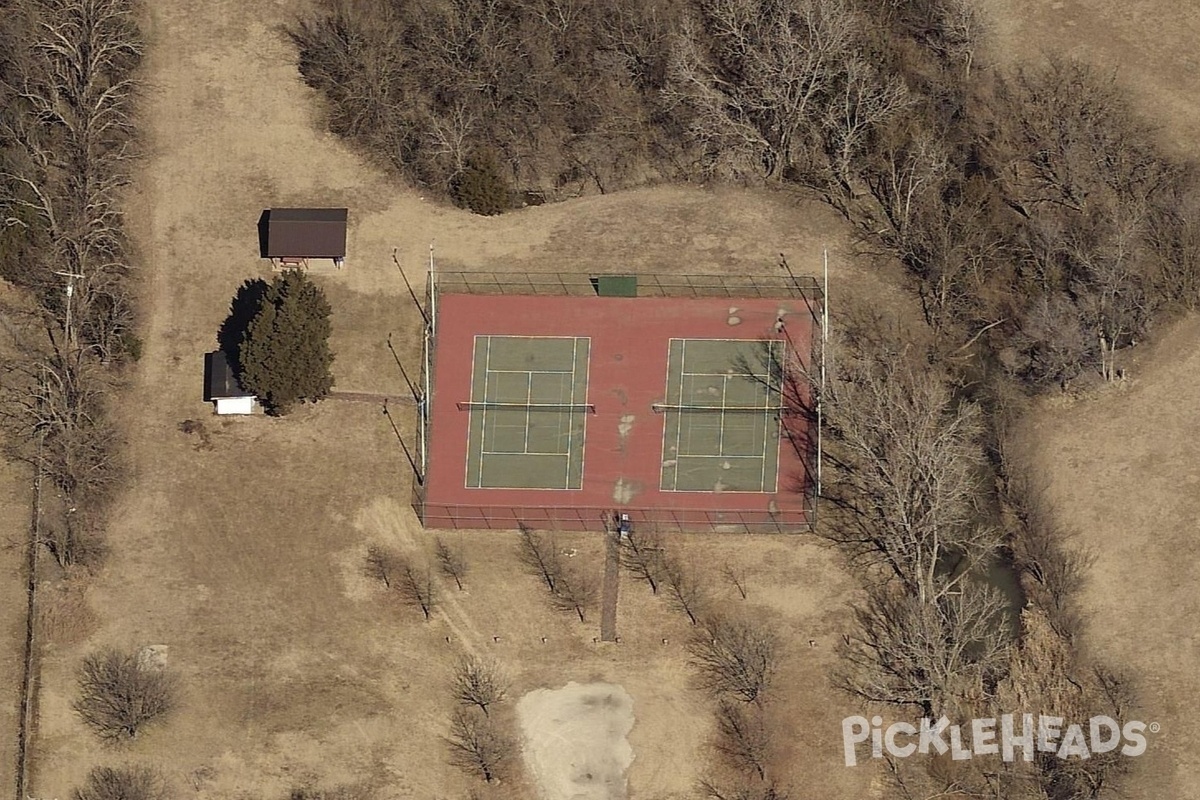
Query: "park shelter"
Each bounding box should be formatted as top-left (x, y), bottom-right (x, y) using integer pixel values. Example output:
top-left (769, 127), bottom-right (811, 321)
top-left (262, 208), bottom-right (348, 268)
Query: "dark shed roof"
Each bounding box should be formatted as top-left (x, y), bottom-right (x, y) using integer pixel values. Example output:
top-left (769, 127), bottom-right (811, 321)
top-left (264, 208), bottom-right (348, 258)
top-left (204, 350), bottom-right (253, 400)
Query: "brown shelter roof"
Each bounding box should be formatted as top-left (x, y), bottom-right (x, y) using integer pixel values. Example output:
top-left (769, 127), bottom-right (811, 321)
top-left (265, 208), bottom-right (348, 258)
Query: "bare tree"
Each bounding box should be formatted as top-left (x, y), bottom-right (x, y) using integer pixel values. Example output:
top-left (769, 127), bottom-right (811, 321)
top-left (364, 544), bottom-right (402, 589)
top-left (435, 535), bottom-right (468, 591)
top-left (667, 0), bottom-right (860, 181)
top-left (1146, 177), bottom-right (1200, 308)
top-left (714, 699), bottom-right (770, 779)
top-left (689, 617), bottom-right (779, 704)
top-left (929, 0), bottom-right (988, 79)
top-left (823, 58), bottom-right (911, 191)
top-left (699, 777), bottom-right (789, 800)
top-left (74, 766), bottom-right (168, 800)
top-left (1002, 472), bottom-right (1094, 642)
top-left (662, 554), bottom-right (706, 625)
top-left (365, 545), bottom-right (438, 619)
top-left (1, 352), bottom-right (120, 501)
top-left (619, 526), bottom-right (664, 593)
top-left (397, 560), bottom-right (438, 620)
top-left (722, 565), bottom-right (748, 600)
top-left (990, 610), bottom-right (1136, 799)
top-left (551, 563), bottom-right (597, 623)
top-left (1013, 293), bottom-right (1091, 389)
top-left (517, 523), bottom-right (561, 593)
top-left (822, 349), bottom-right (1002, 605)
top-left (38, 507), bottom-right (107, 570)
top-left (75, 647), bottom-right (175, 739)
top-left (837, 585), bottom-right (1009, 717)
top-left (868, 125), bottom-right (950, 240)
top-left (446, 708), bottom-right (514, 783)
top-left (452, 656), bottom-right (508, 717)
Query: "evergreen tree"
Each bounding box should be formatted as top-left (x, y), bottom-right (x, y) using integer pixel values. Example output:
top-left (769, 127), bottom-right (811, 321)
top-left (452, 153), bottom-right (511, 216)
top-left (238, 269), bottom-right (334, 415)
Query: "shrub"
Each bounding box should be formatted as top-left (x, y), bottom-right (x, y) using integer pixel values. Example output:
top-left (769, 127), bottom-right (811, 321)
top-left (75, 648), bottom-right (175, 739)
top-left (74, 766), bottom-right (168, 800)
top-left (452, 155), bottom-right (510, 216)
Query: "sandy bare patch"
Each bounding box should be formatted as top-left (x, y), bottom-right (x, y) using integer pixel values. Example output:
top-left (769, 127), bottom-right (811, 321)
top-left (517, 682), bottom-right (635, 800)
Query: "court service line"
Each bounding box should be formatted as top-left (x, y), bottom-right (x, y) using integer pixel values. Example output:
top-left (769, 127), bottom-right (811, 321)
top-left (573, 337), bottom-right (592, 490)
top-left (523, 370), bottom-right (532, 455)
top-left (564, 339), bottom-right (578, 489)
top-left (479, 336), bottom-right (494, 487)
top-left (672, 339), bottom-right (688, 491)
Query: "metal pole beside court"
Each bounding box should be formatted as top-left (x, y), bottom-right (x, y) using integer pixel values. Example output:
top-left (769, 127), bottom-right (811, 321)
top-left (421, 244), bottom-right (437, 498)
top-left (429, 243), bottom-right (438, 339)
top-left (420, 330), bottom-right (429, 481)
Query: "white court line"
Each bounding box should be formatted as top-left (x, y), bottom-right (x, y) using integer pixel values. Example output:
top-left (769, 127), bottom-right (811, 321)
top-left (760, 341), bottom-right (775, 491)
top-left (768, 339), bottom-right (785, 493)
top-left (672, 339), bottom-right (688, 491)
top-left (564, 338), bottom-right (578, 489)
top-left (685, 339), bottom-right (782, 492)
top-left (470, 335), bottom-right (592, 490)
top-left (575, 337), bottom-right (592, 491)
top-left (486, 368), bottom-right (576, 374)
top-left (657, 341), bottom-right (675, 491)
top-left (523, 370), bottom-right (532, 454)
top-left (718, 373), bottom-right (729, 457)
top-left (464, 335), bottom-right (496, 489)
top-left (479, 336), bottom-right (494, 487)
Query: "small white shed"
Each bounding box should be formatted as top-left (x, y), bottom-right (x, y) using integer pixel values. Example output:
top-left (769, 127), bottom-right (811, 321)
top-left (204, 350), bottom-right (256, 415)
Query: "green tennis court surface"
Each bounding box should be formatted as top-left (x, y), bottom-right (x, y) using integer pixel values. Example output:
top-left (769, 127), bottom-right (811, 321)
top-left (465, 336), bottom-right (590, 489)
top-left (660, 339), bottom-right (784, 492)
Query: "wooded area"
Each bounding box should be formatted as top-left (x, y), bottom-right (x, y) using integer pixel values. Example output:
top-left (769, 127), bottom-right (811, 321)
top-left (293, 0), bottom-right (1200, 387)
top-left (0, 0), bottom-right (142, 553)
top-left (0, 1), bottom-right (144, 795)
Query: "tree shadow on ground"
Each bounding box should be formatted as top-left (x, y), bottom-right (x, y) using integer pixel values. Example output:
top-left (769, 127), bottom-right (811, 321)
top-left (217, 278), bottom-right (268, 371)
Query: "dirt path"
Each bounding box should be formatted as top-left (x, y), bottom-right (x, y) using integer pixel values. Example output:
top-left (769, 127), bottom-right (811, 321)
top-left (599, 531), bottom-right (620, 642)
top-left (326, 391), bottom-right (415, 405)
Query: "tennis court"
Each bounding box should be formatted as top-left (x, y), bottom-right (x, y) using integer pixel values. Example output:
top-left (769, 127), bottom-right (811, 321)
top-left (659, 339), bottom-right (784, 492)
top-left (464, 335), bottom-right (591, 489)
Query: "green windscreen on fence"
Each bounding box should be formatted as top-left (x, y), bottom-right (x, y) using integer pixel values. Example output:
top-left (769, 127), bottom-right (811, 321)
top-left (594, 275), bottom-right (638, 297)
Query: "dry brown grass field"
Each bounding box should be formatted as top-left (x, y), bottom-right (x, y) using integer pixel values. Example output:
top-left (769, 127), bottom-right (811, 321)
top-left (1019, 319), bottom-right (1200, 800)
top-left (14, 0), bottom-right (1200, 798)
top-left (981, 2), bottom-right (1200, 798)
top-left (981, 0), bottom-right (1200, 155)
top-left (17, 0), bottom-right (904, 797)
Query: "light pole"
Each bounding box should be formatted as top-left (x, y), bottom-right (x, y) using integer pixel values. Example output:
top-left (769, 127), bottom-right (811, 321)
top-left (53, 270), bottom-right (85, 350)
